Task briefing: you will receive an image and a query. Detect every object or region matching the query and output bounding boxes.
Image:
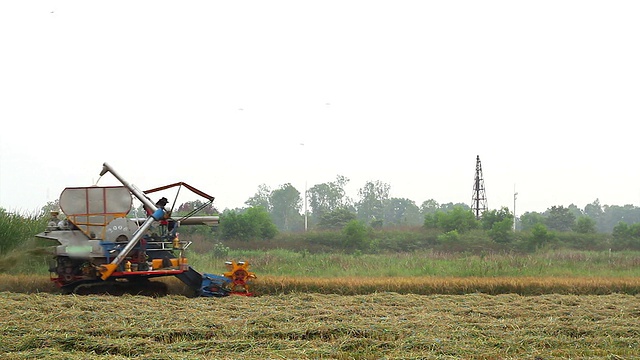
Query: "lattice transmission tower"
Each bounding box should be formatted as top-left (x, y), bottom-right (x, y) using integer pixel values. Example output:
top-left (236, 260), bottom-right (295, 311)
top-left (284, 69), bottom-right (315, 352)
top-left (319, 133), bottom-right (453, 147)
top-left (471, 155), bottom-right (487, 220)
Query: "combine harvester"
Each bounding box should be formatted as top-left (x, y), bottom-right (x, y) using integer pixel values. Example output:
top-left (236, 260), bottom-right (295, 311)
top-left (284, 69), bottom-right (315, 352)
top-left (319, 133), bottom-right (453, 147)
top-left (36, 162), bottom-right (256, 297)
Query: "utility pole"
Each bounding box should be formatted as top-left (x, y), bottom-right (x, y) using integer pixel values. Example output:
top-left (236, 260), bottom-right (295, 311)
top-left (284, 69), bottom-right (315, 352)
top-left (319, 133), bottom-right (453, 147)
top-left (471, 155), bottom-right (488, 220)
top-left (300, 143), bottom-right (308, 232)
top-left (513, 185), bottom-right (518, 231)
top-left (304, 180), bottom-right (308, 232)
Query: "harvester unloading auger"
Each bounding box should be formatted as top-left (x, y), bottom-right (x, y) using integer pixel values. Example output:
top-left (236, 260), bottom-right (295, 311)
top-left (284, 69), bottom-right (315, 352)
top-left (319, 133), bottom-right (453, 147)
top-left (36, 162), bottom-right (256, 297)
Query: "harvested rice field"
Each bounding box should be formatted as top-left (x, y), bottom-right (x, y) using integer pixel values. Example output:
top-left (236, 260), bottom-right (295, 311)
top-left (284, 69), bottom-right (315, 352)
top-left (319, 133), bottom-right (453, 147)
top-left (1, 291), bottom-right (640, 359)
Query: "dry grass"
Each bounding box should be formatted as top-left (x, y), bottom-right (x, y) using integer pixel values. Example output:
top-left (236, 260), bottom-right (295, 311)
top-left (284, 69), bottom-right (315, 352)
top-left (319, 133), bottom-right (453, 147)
top-left (2, 274), bottom-right (640, 358)
top-left (253, 275), bottom-right (640, 296)
top-left (0, 274), bottom-right (58, 293)
top-left (1, 291), bottom-right (640, 359)
top-left (3, 273), bottom-right (640, 297)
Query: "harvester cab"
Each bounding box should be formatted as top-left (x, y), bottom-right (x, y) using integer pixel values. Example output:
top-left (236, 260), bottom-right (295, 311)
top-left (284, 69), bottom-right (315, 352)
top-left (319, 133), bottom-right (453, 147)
top-left (36, 162), bottom-right (249, 297)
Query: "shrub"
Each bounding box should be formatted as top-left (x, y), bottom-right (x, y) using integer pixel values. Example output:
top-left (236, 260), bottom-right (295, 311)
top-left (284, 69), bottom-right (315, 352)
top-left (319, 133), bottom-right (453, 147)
top-left (489, 218), bottom-right (514, 244)
top-left (437, 230), bottom-right (460, 244)
top-left (522, 223), bottom-right (556, 251)
top-left (424, 206), bottom-right (479, 233)
top-left (212, 241), bottom-right (230, 257)
top-left (342, 220), bottom-right (370, 251)
top-left (218, 207), bottom-right (278, 241)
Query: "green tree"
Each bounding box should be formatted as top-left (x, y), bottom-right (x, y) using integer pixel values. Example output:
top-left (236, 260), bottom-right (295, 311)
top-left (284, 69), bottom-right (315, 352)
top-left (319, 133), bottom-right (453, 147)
top-left (574, 216), bottom-right (597, 234)
top-left (245, 206), bottom-right (278, 239)
top-left (612, 221), bottom-right (630, 240)
top-left (439, 202), bottom-right (470, 212)
top-left (601, 204), bottom-right (640, 233)
top-left (611, 222), bottom-right (640, 250)
top-left (218, 210), bottom-right (247, 241)
top-left (567, 204), bottom-right (583, 219)
top-left (384, 198), bottom-right (422, 226)
top-left (440, 206), bottom-right (478, 233)
top-left (307, 175), bottom-right (351, 226)
top-left (626, 226), bottom-right (640, 250)
top-left (481, 207), bottom-right (515, 243)
top-left (270, 183), bottom-right (302, 231)
top-left (520, 211), bottom-right (545, 231)
top-left (489, 218), bottom-right (515, 243)
top-left (528, 223), bottom-right (553, 249)
top-left (218, 207), bottom-right (278, 241)
top-left (480, 207), bottom-right (513, 231)
top-left (355, 180), bottom-right (390, 225)
top-left (317, 208), bottom-right (356, 230)
top-left (584, 199), bottom-right (603, 218)
top-left (544, 206), bottom-right (576, 232)
top-left (245, 184), bottom-right (272, 211)
top-left (423, 212), bottom-right (438, 229)
top-left (420, 199), bottom-right (439, 215)
top-left (584, 199), bottom-right (605, 232)
top-left (425, 206), bottom-right (478, 233)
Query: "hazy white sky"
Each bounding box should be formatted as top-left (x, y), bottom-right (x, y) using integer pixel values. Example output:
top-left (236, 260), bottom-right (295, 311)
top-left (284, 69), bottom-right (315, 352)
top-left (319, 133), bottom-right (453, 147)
top-left (1, 1), bottom-right (639, 216)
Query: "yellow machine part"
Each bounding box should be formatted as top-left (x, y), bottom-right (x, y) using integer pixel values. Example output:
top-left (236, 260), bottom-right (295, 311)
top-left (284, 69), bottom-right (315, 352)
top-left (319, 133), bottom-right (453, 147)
top-left (99, 263), bottom-right (118, 280)
top-left (150, 258), bottom-right (184, 270)
top-left (223, 261), bottom-right (257, 292)
top-left (100, 257), bottom-right (187, 280)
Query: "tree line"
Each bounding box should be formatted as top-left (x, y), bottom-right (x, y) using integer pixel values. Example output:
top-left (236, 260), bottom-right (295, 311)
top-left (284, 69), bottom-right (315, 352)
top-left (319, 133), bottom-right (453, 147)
top-left (215, 176), bottom-right (640, 235)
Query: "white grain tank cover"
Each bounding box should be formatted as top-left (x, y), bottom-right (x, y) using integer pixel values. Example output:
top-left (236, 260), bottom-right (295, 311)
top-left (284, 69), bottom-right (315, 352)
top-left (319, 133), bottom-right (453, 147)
top-left (59, 186), bottom-right (133, 240)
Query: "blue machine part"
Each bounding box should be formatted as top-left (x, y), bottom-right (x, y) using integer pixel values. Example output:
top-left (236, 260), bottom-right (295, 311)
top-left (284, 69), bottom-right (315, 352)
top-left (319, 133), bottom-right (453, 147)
top-left (200, 273), bottom-right (232, 297)
top-left (151, 208), bottom-right (166, 221)
top-left (100, 242), bottom-right (117, 256)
